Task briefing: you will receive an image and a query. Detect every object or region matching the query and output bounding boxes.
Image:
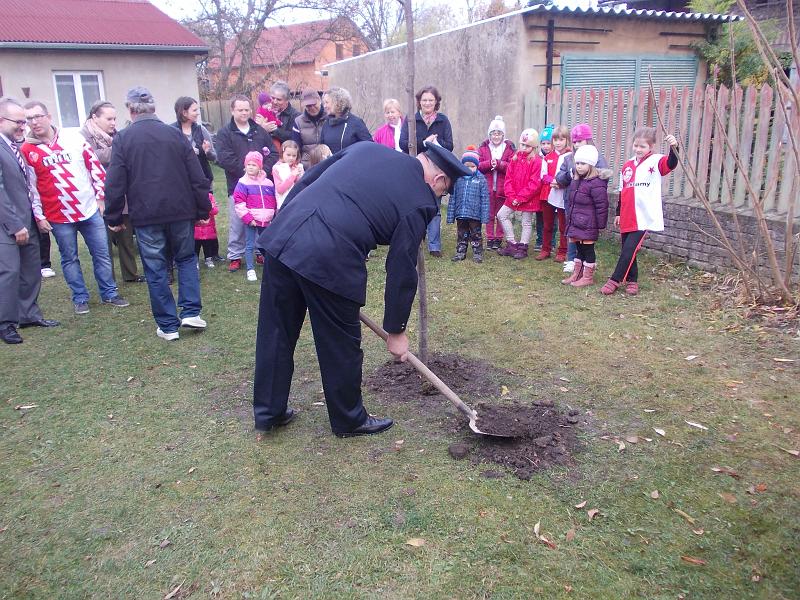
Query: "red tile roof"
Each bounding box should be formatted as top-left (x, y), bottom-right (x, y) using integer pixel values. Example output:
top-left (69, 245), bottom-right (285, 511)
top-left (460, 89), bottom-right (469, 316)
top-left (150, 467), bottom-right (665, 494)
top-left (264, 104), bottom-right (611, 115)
top-left (0, 0), bottom-right (207, 50)
top-left (223, 18), bottom-right (362, 68)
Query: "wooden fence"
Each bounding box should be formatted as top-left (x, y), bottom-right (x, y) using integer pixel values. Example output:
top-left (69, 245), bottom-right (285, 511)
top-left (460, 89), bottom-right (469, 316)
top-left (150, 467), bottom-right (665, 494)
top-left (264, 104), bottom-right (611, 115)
top-left (526, 83), bottom-right (799, 219)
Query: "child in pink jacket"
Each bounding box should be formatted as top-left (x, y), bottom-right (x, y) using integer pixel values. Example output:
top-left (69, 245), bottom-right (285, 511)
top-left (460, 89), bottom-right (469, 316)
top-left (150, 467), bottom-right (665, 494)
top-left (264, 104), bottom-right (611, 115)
top-left (194, 192), bottom-right (220, 268)
top-left (272, 140), bottom-right (304, 209)
top-left (233, 151), bottom-right (277, 282)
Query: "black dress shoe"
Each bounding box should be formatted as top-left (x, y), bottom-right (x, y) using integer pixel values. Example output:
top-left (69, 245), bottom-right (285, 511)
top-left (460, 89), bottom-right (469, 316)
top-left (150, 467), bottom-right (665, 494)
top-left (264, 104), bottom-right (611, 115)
top-left (335, 415), bottom-right (394, 438)
top-left (19, 319), bottom-right (60, 329)
top-left (256, 409), bottom-right (297, 433)
top-left (0, 325), bottom-right (23, 344)
top-left (125, 276), bottom-right (146, 283)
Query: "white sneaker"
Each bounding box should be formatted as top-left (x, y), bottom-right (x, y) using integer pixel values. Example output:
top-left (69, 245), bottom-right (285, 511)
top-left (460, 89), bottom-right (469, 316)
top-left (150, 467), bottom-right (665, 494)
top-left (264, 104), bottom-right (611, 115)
top-left (41, 267), bottom-right (56, 278)
top-left (204, 257), bottom-right (215, 269)
top-left (246, 269), bottom-right (257, 282)
top-left (563, 260), bottom-right (575, 273)
top-left (181, 315), bottom-right (207, 329)
top-left (156, 327), bottom-right (180, 341)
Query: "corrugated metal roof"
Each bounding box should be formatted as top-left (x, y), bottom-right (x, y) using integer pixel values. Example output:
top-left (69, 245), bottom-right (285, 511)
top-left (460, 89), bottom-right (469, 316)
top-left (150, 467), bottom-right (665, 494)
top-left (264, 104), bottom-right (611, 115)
top-left (0, 0), bottom-right (207, 51)
top-left (524, 3), bottom-right (739, 23)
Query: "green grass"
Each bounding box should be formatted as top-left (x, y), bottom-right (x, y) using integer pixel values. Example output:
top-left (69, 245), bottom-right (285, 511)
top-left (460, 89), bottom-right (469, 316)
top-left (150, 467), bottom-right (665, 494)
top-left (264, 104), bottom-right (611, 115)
top-left (1, 168), bottom-right (798, 598)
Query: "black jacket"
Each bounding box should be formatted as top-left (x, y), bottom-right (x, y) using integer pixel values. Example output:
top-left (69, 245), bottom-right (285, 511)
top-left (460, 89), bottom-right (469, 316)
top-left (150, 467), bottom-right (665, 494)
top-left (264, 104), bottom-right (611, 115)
top-left (399, 111), bottom-right (454, 155)
top-left (258, 143), bottom-right (438, 333)
top-left (273, 105), bottom-right (301, 143)
top-left (319, 112), bottom-right (372, 154)
top-left (105, 114), bottom-right (211, 228)
top-left (171, 121), bottom-right (215, 184)
top-left (215, 118), bottom-right (277, 194)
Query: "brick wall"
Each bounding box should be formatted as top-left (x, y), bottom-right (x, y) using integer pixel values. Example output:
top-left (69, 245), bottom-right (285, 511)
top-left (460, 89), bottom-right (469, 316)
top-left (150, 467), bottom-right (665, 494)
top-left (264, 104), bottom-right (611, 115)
top-left (604, 193), bottom-right (800, 278)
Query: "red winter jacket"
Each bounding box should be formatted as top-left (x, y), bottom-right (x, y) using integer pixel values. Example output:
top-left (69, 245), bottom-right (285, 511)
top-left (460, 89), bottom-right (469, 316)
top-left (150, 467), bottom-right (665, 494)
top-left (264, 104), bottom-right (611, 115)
top-left (194, 193), bottom-right (219, 240)
top-left (540, 149), bottom-right (566, 202)
top-left (477, 139), bottom-right (515, 198)
top-left (503, 151), bottom-right (543, 212)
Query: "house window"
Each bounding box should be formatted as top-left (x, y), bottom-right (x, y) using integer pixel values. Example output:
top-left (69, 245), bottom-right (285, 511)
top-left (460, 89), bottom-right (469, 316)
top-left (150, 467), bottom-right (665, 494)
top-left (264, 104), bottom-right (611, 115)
top-left (335, 43), bottom-right (344, 60)
top-left (352, 44), bottom-right (361, 57)
top-left (53, 72), bottom-right (104, 128)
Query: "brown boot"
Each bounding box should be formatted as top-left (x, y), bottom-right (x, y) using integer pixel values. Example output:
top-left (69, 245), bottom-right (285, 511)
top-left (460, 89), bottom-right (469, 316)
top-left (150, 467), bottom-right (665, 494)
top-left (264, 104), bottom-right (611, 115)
top-left (497, 242), bottom-right (517, 257)
top-left (571, 262), bottom-right (596, 287)
top-left (561, 259), bottom-right (583, 284)
top-left (535, 249), bottom-right (551, 261)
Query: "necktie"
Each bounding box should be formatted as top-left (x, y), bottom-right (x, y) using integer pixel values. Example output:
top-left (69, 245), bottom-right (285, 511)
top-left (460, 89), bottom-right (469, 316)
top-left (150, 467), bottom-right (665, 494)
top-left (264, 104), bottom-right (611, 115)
top-left (10, 141), bottom-right (26, 173)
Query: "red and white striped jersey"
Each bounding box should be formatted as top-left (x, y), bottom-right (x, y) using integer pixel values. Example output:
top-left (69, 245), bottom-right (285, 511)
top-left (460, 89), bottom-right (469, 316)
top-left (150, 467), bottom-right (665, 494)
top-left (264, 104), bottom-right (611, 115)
top-left (22, 128), bottom-right (105, 224)
top-left (617, 152), bottom-right (673, 234)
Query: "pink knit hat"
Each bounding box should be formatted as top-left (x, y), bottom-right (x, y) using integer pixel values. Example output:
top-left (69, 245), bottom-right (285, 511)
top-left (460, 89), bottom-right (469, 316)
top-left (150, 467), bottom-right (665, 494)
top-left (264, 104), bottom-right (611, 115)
top-left (244, 151), bottom-right (263, 167)
top-left (571, 123), bottom-right (593, 143)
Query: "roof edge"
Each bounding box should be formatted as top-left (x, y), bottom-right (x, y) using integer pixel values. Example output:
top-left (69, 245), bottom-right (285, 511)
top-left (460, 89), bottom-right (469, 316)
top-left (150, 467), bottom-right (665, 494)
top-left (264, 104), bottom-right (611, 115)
top-left (0, 41), bottom-right (208, 53)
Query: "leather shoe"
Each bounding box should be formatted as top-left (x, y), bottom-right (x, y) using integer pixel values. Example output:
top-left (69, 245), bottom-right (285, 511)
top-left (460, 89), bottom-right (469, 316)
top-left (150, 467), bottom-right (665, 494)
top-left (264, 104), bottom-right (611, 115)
top-left (257, 409), bottom-right (297, 433)
top-left (19, 319), bottom-right (60, 329)
top-left (0, 325), bottom-right (23, 344)
top-left (335, 415), bottom-right (394, 438)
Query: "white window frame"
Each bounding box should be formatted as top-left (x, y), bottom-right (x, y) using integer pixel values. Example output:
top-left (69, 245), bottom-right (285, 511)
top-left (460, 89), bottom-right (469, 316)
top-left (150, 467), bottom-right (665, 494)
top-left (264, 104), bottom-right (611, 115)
top-left (52, 71), bottom-right (106, 128)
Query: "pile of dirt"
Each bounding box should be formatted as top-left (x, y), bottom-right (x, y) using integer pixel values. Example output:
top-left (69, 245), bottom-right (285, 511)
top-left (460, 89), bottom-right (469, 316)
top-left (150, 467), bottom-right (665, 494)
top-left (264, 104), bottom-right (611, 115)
top-left (366, 354), bottom-right (581, 480)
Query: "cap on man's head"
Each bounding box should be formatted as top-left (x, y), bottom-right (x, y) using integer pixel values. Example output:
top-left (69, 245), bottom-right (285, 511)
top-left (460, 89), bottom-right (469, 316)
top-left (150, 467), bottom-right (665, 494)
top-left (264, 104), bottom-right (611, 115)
top-left (423, 141), bottom-right (471, 193)
top-left (126, 86), bottom-right (154, 104)
top-left (301, 89), bottom-right (320, 106)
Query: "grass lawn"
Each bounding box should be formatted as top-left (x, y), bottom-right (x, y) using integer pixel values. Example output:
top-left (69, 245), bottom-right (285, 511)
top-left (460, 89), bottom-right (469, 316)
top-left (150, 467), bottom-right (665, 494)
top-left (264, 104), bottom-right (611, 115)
top-left (2, 168), bottom-right (798, 599)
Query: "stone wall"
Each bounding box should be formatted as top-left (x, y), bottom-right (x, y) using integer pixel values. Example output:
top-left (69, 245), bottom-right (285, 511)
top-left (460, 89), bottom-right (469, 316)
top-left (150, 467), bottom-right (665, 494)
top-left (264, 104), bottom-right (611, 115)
top-left (604, 193), bottom-right (800, 278)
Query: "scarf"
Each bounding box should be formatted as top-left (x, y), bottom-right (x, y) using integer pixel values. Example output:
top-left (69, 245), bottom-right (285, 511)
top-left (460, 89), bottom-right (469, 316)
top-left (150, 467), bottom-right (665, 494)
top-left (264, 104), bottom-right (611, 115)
top-left (490, 141), bottom-right (505, 161)
top-left (421, 111), bottom-right (437, 127)
top-left (84, 118), bottom-right (113, 150)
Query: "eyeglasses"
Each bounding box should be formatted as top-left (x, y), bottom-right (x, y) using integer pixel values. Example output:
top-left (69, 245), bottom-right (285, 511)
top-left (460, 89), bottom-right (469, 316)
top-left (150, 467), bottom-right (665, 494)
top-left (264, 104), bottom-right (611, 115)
top-left (26, 114), bottom-right (49, 123)
top-left (1, 116), bottom-right (27, 126)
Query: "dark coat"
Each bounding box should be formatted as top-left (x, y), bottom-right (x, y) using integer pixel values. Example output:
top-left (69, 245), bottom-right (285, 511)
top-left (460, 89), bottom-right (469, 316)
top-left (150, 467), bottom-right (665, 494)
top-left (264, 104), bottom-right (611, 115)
top-left (105, 114), bottom-right (211, 228)
top-left (564, 175), bottom-right (609, 242)
top-left (319, 112), bottom-right (372, 154)
top-left (258, 143), bottom-right (438, 333)
top-left (399, 112), bottom-right (454, 155)
top-left (272, 105), bottom-right (301, 143)
top-left (171, 121), bottom-right (215, 184)
top-left (215, 118), bottom-right (277, 194)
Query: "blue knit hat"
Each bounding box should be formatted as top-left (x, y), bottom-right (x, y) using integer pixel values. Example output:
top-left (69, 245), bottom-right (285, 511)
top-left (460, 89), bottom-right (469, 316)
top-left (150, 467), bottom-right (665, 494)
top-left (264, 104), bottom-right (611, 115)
top-left (540, 124), bottom-right (555, 142)
top-left (461, 145), bottom-right (480, 166)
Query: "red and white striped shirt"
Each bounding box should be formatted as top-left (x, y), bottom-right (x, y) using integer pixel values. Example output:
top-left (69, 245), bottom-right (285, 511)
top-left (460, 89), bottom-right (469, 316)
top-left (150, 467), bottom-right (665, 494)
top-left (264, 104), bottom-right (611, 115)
top-left (22, 128), bottom-right (105, 224)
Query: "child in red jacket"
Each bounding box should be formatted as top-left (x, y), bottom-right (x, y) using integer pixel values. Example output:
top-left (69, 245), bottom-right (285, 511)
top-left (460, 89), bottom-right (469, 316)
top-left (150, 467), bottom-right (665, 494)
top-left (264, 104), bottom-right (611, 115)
top-left (195, 192), bottom-right (220, 268)
top-left (477, 116), bottom-right (516, 251)
top-left (497, 128), bottom-right (543, 260)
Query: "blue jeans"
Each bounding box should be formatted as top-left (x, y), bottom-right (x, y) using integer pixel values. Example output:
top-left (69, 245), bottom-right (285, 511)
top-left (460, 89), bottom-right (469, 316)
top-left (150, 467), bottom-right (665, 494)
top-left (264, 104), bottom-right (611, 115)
top-left (135, 220), bottom-right (202, 333)
top-left (50, 210), bottom-right (118, 304)
top-left (427, 197), bottom-right (442, 252)
top-left (245, 225), bottom-right (265, 270)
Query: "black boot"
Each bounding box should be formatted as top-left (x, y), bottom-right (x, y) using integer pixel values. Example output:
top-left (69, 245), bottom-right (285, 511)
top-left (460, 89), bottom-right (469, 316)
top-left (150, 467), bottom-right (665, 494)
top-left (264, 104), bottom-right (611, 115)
top-left (451, 240), bottom-right (468, 262)
top-left (471, 241), bottom-right (483, 263)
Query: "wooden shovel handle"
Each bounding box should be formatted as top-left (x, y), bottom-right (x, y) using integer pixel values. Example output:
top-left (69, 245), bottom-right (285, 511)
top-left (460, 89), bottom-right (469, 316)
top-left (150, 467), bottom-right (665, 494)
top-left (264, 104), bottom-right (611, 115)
top-left (359, 312), bottom-right (477, 419)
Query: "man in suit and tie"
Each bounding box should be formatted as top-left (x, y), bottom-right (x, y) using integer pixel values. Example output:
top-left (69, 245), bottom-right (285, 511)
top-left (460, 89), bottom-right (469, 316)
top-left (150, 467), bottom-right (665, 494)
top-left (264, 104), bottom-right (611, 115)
top-left (0, 98), bottom-right (59, 344)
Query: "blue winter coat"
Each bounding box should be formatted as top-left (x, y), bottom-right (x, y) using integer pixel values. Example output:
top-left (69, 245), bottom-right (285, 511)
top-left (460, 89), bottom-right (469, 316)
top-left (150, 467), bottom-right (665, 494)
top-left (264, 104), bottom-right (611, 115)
top-left (447, 171), bottom-right (490, 224)
top-left (564, 175), bottom-right (609, 242)
top-left (319, 111), bottom-right (372, 154)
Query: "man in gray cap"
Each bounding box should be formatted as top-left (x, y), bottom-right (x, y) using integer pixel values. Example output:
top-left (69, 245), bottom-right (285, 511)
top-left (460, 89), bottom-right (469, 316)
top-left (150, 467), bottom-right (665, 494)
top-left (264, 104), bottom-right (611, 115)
top-left (105, 87), bottom-right (211, 341)
top-left (252, 141), bottom-right (469, 438)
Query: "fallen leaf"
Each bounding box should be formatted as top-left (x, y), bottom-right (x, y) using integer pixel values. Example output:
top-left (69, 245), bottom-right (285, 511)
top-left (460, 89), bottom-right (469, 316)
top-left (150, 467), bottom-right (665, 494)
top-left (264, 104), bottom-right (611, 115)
top-left (565, 528), bottom-right (576, 542)
top-left (126, 376), bottom-right (135, 382)
top-left (164, 582), bottom-right (184, 600)
top-left (587, 509), bottom-right (600, 521)
top-left (776, 446), bottom-right (800, 457)
top-left (685, 420), bottom-right (708, 431)
top-left (189, 365), bottom-right (197, 369)
top-left (673, 509), bottom-right (696, 525)
top-left (312, 401), bottom-right (324, 406)
top-left (772, 357), bottom-right (795, 363)
top-left (643, 409), bottom-right (657, 413)
top-left (685, 355), bottom-right (699, 361)
top-left (394, 439), bottom-right (404, 446)
top-left (711, 466), bottom-right (740, 479)
top-left (692, 528), bottom-right (704, 535)
top-left (144, 559), bottom-right (156, 568)
top-left (574, 500), bottom-right (587, 509)
top-left (681, 556), bottom-right (707, 566)
top-left (158, 539), bottom-right (171, 549)
top-left (559, 377), bottom-right (570, 382)
top-left (718, 492), bottom-right (737, 504)
top-left (187, 467), bottom-right (195, 474)
top-left (650, 490), bottom-right (660, 499)
top-left (653, 428), bottom-right (666, 437)
top-left (644, 437), bottom-right (653, 442)
top-left (559, 386), bottom-right (569, 392)
top-left (501, 385), bottom-right (510, 396)
top-left (625, 436), bottom-right (640, 444)
top-left (564, 585), bottom-right (573, 593)
top-left (405, 538), bottom-right (425, 547)
top-left (538, 535), bottom-right (557, 549)
top-left (755, 483), bottom-right (768, 492)
top-left (617, 440), bottom-right (626, 453)
top-left (533, 521), bottom-right (541, 536)
top-left (14, 404), bottom-right (38, 410)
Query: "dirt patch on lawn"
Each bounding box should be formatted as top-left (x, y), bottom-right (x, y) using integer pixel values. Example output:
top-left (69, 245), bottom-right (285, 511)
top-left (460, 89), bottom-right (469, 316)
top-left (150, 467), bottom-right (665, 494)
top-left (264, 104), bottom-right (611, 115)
top-left (366, 354), bottom-right (581, 480)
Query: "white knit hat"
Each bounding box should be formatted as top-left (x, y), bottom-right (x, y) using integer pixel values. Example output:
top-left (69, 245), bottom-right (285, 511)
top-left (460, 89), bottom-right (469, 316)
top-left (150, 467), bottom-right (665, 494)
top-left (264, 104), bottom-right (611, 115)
top-left (519, 128), bottom-right (539, 147)
top-left (487, 115), bottom-right (506, 136)
top-left (574, 144), bottom-right (599, 167)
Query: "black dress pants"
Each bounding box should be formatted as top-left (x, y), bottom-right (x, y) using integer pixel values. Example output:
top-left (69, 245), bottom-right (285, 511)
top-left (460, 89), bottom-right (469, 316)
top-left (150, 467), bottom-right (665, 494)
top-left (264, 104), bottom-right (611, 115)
top-left (253, 254), bottom-right (368, 433)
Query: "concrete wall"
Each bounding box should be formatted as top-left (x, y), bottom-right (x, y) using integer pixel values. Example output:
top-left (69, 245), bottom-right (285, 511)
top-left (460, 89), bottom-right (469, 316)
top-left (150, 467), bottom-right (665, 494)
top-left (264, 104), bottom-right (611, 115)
top-left (328, 15), bottom-right (528, 152)
top-left (0, 49), bottom-right (201, 128)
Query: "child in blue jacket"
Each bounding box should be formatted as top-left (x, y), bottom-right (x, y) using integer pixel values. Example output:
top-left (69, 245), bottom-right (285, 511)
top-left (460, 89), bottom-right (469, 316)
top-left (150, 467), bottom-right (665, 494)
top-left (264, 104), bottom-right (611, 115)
top-left (448, 146), bottom-right (490, 263)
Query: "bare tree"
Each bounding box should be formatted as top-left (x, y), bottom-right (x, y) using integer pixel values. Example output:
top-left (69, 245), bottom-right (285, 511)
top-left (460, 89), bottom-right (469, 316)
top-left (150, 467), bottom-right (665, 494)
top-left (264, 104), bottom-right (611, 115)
top-left (351, 0), bottom-right (406, 49)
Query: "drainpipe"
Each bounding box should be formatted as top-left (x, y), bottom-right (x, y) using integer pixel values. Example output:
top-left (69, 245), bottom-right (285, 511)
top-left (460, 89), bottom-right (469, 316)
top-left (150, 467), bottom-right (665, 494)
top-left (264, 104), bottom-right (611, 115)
top-left (545, 18), bottom-right (555, 124)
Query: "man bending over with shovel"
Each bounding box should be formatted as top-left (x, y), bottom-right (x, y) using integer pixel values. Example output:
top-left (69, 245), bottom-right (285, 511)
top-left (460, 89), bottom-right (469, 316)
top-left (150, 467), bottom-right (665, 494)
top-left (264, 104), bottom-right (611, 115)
top-left (253, 141), bottom-right (469, 438)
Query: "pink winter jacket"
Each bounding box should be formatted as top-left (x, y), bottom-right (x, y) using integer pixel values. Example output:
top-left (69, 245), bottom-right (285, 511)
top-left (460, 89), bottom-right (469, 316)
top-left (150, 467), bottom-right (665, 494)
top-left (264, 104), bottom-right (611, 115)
top-left (194, 193), bottom-right (219, 240)
top-left (233, 172), bottom-right (277, 227)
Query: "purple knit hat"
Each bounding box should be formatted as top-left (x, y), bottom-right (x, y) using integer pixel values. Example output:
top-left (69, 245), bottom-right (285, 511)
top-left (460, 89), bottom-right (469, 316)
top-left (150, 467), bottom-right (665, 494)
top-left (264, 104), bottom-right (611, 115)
top-left (571, 123), bottom-right (593, 143)
top-left (257, 92), bottom-right (271, 106)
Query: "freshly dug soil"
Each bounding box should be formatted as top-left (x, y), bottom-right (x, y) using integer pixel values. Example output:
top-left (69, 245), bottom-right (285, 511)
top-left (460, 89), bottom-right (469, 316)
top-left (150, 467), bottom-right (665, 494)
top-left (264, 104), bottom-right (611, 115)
top-left (366, 353), bottom-right (581, 480)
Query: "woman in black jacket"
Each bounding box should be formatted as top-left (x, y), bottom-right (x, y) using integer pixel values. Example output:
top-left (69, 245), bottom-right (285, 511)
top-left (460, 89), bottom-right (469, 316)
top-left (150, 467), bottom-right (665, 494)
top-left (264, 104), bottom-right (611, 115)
top-left (172, 96), bottom-right (216, 185)
top-left (319, 87), bottom-right (372, 154)
top-left (399, 86), bottom-right (454, 256)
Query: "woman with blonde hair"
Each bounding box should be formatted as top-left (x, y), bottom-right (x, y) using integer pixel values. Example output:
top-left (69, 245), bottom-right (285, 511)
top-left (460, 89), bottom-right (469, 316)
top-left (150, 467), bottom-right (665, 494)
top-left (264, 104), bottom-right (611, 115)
top-left (373, 98), bottom-right (403, 151)
top-left (319, 86), bottom-right (372, 153)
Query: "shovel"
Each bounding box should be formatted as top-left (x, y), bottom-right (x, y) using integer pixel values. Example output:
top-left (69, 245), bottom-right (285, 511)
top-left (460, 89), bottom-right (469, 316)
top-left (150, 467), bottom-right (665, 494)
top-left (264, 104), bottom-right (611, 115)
top-left (359, 312), bottom-right (510, 438)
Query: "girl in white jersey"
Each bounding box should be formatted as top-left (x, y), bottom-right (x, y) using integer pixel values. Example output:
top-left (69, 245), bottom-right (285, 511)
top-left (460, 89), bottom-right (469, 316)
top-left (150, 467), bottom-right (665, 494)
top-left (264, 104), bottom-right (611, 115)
top-left (600, 127), bottom-right (678, 296)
